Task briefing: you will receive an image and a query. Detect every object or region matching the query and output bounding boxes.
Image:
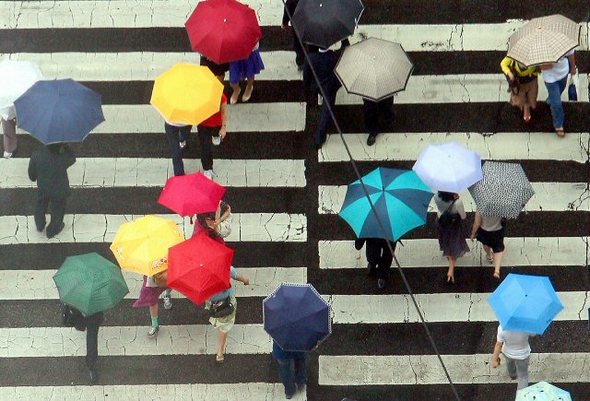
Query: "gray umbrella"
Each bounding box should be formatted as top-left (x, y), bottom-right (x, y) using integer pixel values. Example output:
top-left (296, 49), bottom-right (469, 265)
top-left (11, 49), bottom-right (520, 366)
top-left (507, 14), bottom-right (580, 66)
top-left (468, 161), bottom-right (534, 219)
top-left (334, 38), bottom-right (413, 101)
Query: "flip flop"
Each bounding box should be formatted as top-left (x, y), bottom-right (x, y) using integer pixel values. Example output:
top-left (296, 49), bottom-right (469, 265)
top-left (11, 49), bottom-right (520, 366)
top-left (216, 353), bottom-right (225, 363)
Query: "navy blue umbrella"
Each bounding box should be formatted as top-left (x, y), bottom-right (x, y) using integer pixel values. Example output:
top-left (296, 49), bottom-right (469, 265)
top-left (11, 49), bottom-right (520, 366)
top-left (14, 79), bottom-right (104, 144)
top-left (263, 283), bottom-right (331, 352)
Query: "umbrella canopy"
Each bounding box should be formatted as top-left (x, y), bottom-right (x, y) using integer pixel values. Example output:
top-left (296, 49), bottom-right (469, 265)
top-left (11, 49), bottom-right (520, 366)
top-left (516, 381), bottom-right (572, 401)
top-left (263, 283), bottom-right (331, 352)
top-left (292, 0), bottom-right (364, 49)
top-left (185, 0), bottom-right (262, 64)
top-left (413, 142), bottom-right (483, 193)
top-left (468, 161), bottom-right (534, 219)
top-left (488, 273), bottom-right (563, 335)
top-left (158, 172), bottom-right (226, 216)
top-left (507, 14), bottom-right (581, 66)
top-left (339, 168), bottom-right (433, 241)
top-left (0, 59), bottom-right (43, 119)
top-left (167, 233), bottom-right (234, 305)
top-left (150, 63), bottom-right (224, 126)
top-left (14, 79), bottom-right (104, 144)
top-left (53, 252), bottom-right (129, 316)
top-left (335, 38), bottom-right (413, 101)
top-left (110, 215), bottom-right (185, 277)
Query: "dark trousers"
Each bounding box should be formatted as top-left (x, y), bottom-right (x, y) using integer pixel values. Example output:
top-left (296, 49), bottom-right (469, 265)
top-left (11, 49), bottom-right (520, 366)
top-left (363, 97), bottom-right (394, 137)
top-left (291, 31), bottom-right (305, 67)
top-left (276, 357), bottom-right (307, 397)
top-left (366, 239), bottom-right (395, 280)
top-left (316, 88), bottom-right (338, 145)
top-left (85, 320), bottom-right (100, 369)
top-left (35, 192), bottom-right (67, 235)
top-left (164, 123), bottom-right (191, 176)
top-left (197, 125), bottom-right (219, 171)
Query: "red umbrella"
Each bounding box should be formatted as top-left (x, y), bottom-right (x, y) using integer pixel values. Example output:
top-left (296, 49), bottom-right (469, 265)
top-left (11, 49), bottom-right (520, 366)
top-left (158, 172), bottom-right (226, 216)
top-left (185, 0), bottom-right (262, 64)
top-left (167, 233), bottom-right (234, 305)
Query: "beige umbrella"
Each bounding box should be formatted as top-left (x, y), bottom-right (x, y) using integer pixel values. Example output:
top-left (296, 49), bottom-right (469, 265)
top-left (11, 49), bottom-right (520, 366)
top-left (334, 38), bottom-right (413, 101)
top-left (507, 14), bottom-right (581, 66)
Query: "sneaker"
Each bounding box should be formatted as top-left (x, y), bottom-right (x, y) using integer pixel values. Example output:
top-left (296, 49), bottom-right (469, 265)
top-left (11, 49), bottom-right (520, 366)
top-left (179, 140), bottom-right (187, 149)
top-left (203, 169), bottom-right (213, 180)
top-left (367, 134), bottom-right (377, 146)
top-left (163, 295), bottom-right (172, 310)
top-left (377, 278), bottom-right (386, 289)
top-left (212, 135), bottom-right (221, 146)
top-left (3, 151), bottom-right (12, 159)
top-left (148, 325), bottom-right (159, 338)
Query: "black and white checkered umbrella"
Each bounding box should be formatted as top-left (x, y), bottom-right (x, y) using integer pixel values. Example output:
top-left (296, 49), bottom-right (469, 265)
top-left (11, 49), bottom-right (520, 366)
top-left (468, 161), bottom-right (534, 219)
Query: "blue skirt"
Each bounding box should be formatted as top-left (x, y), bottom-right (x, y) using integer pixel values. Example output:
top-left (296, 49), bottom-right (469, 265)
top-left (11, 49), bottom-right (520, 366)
top-left (229, 49), bottom-right (265, 84)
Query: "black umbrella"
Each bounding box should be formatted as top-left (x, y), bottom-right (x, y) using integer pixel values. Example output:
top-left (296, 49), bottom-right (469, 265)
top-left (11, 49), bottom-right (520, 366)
top-left (291, 0), bottom-right (364, 49)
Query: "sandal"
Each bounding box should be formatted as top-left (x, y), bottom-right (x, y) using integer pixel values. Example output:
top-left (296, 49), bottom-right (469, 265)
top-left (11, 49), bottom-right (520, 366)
top-left (486, 253), bottom-right (494, 264)
top-left (242, 85), bottom-right (253, 102)
top-left (446, 274), bottom-right (455, 284)
top-left (555, 128), bottom-right (565, 138)
top-left (216, 353), bottom-right (225, 363)
top-left (493, 269), bottom-right (501, 279)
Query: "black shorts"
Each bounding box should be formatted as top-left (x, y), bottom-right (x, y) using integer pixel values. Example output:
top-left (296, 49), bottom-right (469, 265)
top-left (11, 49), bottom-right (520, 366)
top-left (200, 57), bottom-right (229, 76)
top-left (476, 228), bottom-right (505, 253)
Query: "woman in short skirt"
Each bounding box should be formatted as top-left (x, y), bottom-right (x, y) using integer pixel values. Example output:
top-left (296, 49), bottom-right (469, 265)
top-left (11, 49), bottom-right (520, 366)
top-left (229, 42), bottom-right (265, 104)
top-left (434, 191), bottom-right (470, 284)
top-left (470, 210), bottom-right (505, 279)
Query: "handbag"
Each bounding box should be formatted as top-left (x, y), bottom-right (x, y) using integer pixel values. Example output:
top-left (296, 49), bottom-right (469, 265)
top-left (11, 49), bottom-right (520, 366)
top-left (208, 296), bottom-right (235, 319)
top-left (437, 200), bottom-right (458, 228)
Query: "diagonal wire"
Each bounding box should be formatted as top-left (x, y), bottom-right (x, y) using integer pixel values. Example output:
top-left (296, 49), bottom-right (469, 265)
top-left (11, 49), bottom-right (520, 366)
top-left (281, 1), bottom-right (462, 400)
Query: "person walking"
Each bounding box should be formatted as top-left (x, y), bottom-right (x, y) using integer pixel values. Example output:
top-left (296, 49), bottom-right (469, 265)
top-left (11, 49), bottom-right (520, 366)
top-left (164, 120), bottom-right (191, 176)
top-left (229, 42), bottom-right (265, 104)
top-left (28, 143), bottom-right (76, 238)
top-left (272, 340), bottom-right (307, 399)
top-left (1, 105), bottom-right (17, 158)
top-left (500, 56), bottom-right (539, 123)
top-left (281, 0), bottom-right (304, 70)
top-left (434, 191), bottom-right (470, 284)
top-left (132, 269), bottom-right (173, 338)
top-left (470, 210), bottom-right (505, 279)
top-left (354, 238), bottom-right (395, 289)
top-left (303, 39), bottom-right (349, 148)
top-left (541, 50), bottom-right (576, 137)
top-left (362, 96), bottom-right (394, 146)
top-left (194, 212), bottom-right (249, 363)
top-left (491, 324), bottom-right (532, 390)
top-left (197, 93), bottom-right (228, 180)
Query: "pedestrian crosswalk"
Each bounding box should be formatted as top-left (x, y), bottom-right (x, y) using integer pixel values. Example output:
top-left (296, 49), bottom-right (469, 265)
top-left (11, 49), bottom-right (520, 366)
top-left (1, 1), bottom-right (589, 400)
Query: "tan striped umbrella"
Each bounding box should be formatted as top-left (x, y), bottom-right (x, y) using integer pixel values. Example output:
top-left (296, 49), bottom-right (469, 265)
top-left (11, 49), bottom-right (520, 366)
top-left (507, 14), bottom-right (580, 67)
top-left (334, 38), bottom-right (413, 101)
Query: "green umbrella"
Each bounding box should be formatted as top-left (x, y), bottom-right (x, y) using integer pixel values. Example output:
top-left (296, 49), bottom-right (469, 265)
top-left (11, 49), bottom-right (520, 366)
top-left (53, 252), bottom-right (129, 316)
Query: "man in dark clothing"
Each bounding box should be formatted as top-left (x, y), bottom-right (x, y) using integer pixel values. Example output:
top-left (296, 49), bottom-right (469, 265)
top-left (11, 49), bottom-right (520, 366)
top-left (303, 40), bottom-right (349, 148)
top-left (84, 312), bottom-right (104, 384)
top-left (281, 0), bottom-right (304, 70)
top-left (355, 238), bottom-right (396, 289)
top-left (272, 340), bottom-right (307, 399)
top-left (363, 96), bottom-right (395, 146)
top-left (28, 143), bottom-right (76, 238)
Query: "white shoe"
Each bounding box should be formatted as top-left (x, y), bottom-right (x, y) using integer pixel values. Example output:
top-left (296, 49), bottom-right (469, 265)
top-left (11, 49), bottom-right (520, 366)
top-left (179, 141), bottom-right (186, 149)
top-left (148, 326), bottom-right (159, 338)
top-left (163, 295), bottom-right (172, 310)
top-left (3, 151), bottom-right (12, 159)
top-left (203, 170), bottom-right (213, 180)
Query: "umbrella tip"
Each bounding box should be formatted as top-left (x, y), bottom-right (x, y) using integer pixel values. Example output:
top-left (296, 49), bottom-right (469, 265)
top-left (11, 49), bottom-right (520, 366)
top-left (224, 18), bottom-right (227, 23)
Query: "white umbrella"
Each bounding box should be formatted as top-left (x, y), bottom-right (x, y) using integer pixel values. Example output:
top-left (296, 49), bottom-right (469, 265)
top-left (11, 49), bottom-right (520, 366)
top-left (0, 59), bottom-right (44, 119)
top-left (412, 142), bottom-right (482, 193)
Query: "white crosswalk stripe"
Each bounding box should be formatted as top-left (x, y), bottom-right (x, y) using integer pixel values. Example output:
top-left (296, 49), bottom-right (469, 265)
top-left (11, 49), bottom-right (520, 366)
top-left (1, 2), bottom-right (588, 400)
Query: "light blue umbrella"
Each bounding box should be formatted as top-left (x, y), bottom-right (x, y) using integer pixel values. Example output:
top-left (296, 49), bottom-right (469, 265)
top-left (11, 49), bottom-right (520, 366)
top-left (488, 273), bottom-right (563, 335)
top-left (338, 168), bottom-right (433, 241)
top-left (516, 381), bottom-right (572, 401)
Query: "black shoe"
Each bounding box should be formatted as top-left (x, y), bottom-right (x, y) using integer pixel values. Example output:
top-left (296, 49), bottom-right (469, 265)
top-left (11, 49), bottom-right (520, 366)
top-left (89, 369), bottom-right (98, 384)
top-left (286, 393), bottom-right (294, 400)
top-left (377, 278), bottom-right (386, 289)
top-left (47, 222), bottom-right (65, 238)
top-left (36, 223), bottom-right (46, 232)
top-left (367, 134), bottom-right (377, 146)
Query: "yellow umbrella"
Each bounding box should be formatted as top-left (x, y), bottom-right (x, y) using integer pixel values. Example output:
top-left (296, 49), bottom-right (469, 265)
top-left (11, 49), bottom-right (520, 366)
top-left (110, 215), bottom-right (185, 276)
top-left (150, 63), bottom-right (224, 125)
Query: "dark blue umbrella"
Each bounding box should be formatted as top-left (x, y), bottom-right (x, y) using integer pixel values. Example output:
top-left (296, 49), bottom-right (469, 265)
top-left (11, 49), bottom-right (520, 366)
top-left (14, 79), bottom-right (104, 144)
top-left (263, 283), bottom-right (331, 352)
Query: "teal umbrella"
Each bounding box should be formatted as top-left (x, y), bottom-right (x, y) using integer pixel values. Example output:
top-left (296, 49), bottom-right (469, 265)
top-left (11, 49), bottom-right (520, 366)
top-left (516, 381), bottom-right (572, 401)
top-left (339, 168), bottom-right (433, 241)
top-left (53, 252), bottom-right (129, 316)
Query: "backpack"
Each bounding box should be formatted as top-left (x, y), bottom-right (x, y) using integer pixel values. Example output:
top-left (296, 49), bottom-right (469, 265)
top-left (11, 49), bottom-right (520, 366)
top-left (438, 200), bottom-right (458, 228)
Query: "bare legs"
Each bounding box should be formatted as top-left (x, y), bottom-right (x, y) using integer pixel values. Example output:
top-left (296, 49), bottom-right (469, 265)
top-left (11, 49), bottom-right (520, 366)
top-left (230, 77), bottom-right (255, 104)
top-left (216, 330), bottom-right (228, 362)
top-left (483, 245), bottom-right (503, 278)
top-left (230, 83), bottom-right (241, 104)
top-left (446, 256), bottom-right (456, 283)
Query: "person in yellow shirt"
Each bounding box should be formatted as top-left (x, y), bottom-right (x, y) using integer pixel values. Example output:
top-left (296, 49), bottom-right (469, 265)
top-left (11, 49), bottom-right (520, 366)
top-left (500, 56), bottom-right (539, 123)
